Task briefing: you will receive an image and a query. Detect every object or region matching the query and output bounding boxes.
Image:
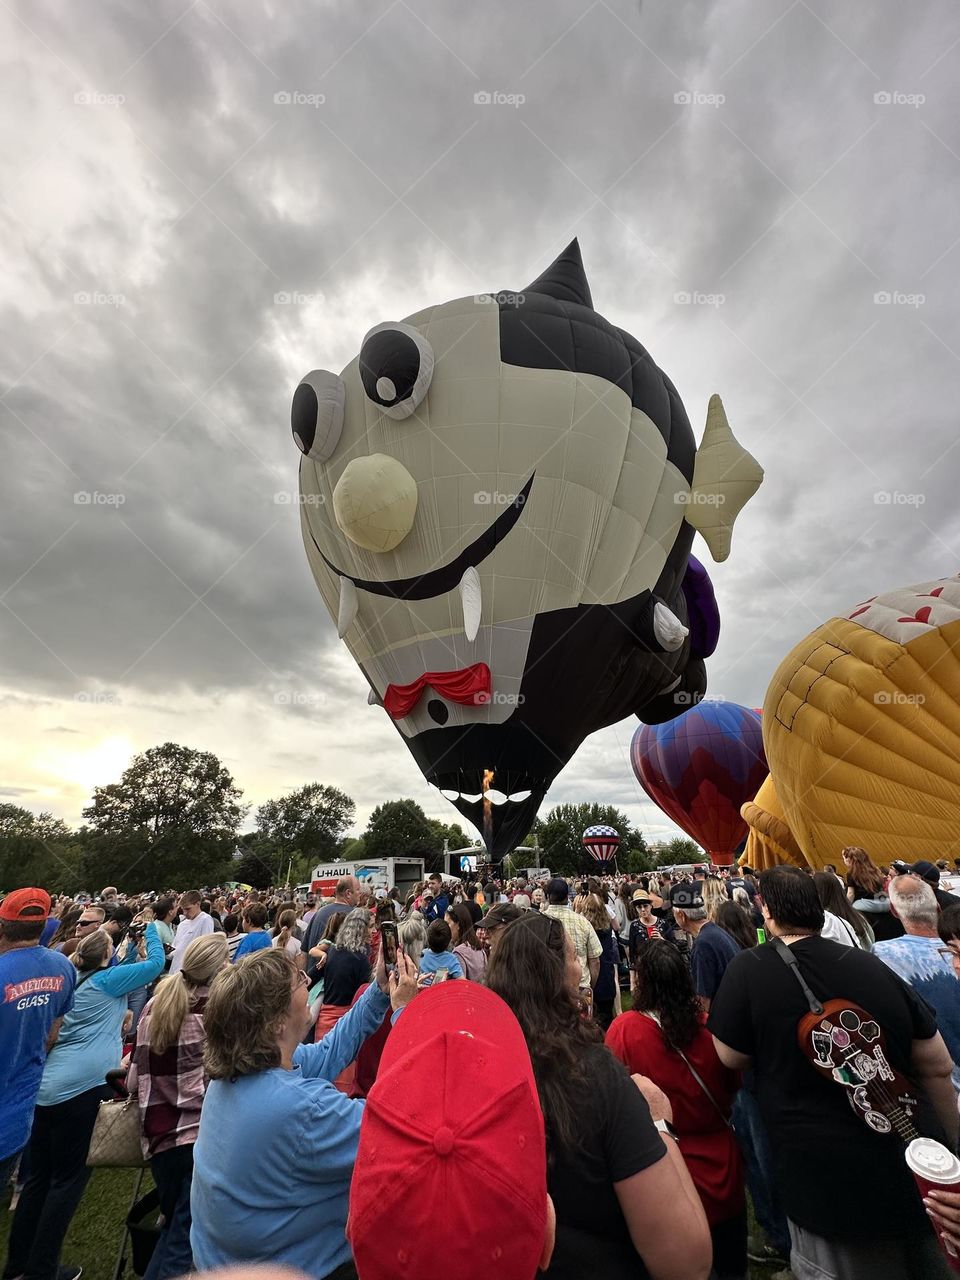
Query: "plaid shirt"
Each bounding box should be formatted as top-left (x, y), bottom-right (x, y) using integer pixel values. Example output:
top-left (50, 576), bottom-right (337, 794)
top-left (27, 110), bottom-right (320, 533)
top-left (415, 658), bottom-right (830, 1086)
top-left (130, 988), bottom-right (210, 1157)
top-left (542, 904), bottom-right (602, 990)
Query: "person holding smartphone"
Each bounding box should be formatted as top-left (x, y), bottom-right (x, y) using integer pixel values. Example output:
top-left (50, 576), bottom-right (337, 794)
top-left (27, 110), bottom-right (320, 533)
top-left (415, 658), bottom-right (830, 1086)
top-left (191, 947), bottom-right (418, 1279)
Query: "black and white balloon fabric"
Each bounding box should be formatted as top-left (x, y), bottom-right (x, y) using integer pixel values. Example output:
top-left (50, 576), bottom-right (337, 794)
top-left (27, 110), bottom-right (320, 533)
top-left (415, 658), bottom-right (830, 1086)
top-left (292, 369), bottom-right (345, 462)
top-left (359, 322), bottom-right (434, 420)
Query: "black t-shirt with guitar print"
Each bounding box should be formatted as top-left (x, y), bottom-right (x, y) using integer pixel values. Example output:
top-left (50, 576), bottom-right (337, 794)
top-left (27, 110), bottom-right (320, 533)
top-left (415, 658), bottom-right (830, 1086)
top-left (708, 936), bottom-right (944, 1241)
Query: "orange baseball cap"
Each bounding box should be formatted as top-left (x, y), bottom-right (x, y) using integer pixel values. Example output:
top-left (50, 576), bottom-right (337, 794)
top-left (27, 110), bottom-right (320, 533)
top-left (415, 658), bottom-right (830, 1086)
top-left (0, 887), bottom-right (52, 921)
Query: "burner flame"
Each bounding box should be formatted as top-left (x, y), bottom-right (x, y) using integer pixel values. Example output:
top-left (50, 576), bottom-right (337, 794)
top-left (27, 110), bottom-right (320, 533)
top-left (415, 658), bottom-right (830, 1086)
top-left (482, 769), bottom-right (495, 847)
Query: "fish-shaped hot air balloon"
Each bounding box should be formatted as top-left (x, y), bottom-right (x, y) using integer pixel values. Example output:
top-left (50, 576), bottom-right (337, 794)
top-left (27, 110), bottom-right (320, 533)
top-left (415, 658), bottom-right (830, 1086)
top-left (763, 572), bottom-right (960, 868)
top-left (631, 701), bottom-right (768, 865)
top-left (291, 241), bottom-right (763, 856)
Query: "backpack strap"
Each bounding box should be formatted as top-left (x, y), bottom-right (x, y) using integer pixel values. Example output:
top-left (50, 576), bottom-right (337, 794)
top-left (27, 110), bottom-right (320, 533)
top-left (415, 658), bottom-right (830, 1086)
top-left (771, 937), bottom-right (824, 1016)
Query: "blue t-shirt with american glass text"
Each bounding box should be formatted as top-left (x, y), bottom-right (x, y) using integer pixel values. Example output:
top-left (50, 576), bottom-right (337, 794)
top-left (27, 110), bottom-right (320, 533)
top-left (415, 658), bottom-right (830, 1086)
top-left (0, 945), bottom-right (76, 1158)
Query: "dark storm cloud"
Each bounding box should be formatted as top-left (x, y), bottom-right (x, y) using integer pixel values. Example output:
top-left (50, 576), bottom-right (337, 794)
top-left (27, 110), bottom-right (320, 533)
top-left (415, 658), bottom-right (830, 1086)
top-left (3, 0), bottom-right (960, 832)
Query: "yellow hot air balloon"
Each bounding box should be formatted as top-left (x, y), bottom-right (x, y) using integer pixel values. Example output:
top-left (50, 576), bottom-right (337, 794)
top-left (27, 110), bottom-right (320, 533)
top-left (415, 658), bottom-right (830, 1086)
top-left (763, 573), bottom-right (960, 869)
top-left (740, 774), bottom-right (804, 871)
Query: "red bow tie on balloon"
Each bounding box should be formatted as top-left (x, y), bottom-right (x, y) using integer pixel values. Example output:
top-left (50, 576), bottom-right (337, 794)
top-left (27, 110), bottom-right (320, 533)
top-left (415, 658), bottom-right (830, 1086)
top-left (383, 663), bottom-right (492, 720)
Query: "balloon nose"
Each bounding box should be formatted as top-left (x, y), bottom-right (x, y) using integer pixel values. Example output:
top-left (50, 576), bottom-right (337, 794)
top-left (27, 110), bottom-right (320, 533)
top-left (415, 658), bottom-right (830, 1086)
top-left (332, 453), bottom-right (418, 553)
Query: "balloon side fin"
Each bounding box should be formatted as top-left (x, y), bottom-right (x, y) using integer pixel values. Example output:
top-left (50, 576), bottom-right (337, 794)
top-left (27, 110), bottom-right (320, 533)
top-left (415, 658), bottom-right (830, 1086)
top-left (686, 394), bottom-right (763, 562)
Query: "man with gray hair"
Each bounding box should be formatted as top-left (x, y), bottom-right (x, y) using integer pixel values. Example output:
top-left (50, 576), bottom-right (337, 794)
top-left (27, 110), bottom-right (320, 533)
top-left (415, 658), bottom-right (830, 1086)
top-left (875, 874), bottom-right (960, 1087)
top-left (299, 875), bottom-right (359, 969)
top-left (670, 880), bottom-right (738, 1013)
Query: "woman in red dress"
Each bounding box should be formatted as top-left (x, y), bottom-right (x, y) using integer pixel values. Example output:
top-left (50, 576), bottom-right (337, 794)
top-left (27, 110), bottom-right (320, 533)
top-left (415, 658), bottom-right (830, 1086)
top-left (606, 939), bottom-right (746, 1280)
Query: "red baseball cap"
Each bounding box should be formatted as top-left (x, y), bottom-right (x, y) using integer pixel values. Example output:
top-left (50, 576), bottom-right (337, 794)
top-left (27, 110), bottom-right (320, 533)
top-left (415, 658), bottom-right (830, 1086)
top-left (0, 887), bottom-right (52, 921)
top-left (349, 981), bottom-right (547, 1280)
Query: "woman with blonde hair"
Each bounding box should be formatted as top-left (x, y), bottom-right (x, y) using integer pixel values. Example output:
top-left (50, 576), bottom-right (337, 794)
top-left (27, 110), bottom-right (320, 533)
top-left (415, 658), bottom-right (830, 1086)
top-left (128, 932), bottom-right (229, 1280)
top-left (580, 895), bottom-right (619, 1030)
top-left (701, 877), bottom-right (727, 922)
top-left (6, 921), bottom-right (164, 1280)
top-left (272, 908), bottom-right (301, 959)
top-left (398, 913), bottom-right (427, 967)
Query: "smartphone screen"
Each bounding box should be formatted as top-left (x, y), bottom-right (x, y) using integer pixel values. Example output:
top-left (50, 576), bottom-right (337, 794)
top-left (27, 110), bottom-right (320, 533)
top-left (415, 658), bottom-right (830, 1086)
top-left (433, 966), bottom-right (449, 984)
top-left (381, 921), bottom-right (398, 966)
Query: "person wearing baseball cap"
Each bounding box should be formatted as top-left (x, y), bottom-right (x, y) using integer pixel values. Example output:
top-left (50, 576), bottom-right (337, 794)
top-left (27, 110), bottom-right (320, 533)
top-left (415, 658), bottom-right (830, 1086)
top-left (911, 860), bottom-right (960, 911)
top-left (349, 981), bottom-right (555, 1280)
top-left (476, 901), bottom-right (522, 955)
top-left (670, 881), bottom-right (739, 1014)
top-left (0, 889), bottom-right (76, 1190)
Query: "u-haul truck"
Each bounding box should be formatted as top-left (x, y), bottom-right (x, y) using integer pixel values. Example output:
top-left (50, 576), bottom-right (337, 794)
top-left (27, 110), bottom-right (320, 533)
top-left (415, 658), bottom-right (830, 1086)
top-left (307, 858), bottom-right (425, 900)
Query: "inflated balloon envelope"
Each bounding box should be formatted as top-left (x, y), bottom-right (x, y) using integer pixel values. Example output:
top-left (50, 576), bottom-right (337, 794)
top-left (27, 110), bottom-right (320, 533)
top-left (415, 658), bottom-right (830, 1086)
top-left (630, 701), bottom-right (768, 866)
top-left (291, 241), bottom-right (763, 856)
top-left (740, 774), bottom-right (805, 871)
top-left (763, 573), bottom-right (960, 868)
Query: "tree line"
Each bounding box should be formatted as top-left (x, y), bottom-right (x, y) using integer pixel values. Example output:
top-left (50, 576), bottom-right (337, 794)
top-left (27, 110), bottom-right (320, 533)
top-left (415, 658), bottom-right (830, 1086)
top-left (0, 742), bottom-right (703, 893)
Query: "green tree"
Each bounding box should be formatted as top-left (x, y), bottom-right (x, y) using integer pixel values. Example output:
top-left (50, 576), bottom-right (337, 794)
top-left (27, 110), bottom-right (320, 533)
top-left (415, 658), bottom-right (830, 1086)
top-left (623, 846), bottom-right (653, 875)
top-left (342, 836), bottom-right (367, 860)
top-left (0, 805), bottom-right (70, 841)
top-left (255, 783), bottom-right (354, 865)
top-left (0, 804), bottom-right (82, 893)
top-left (82, 742), bottom-right (246, 889)
top-left (233, 832), bottom-right (281, 889)
top-left (426, 818), bottom-right (470, 848)
top-left (534, 803), bottom-right (638, 877)
top-left (364, 799), bottom-right (437, 862)
top-left (650, 836), bottom-right (704, 867)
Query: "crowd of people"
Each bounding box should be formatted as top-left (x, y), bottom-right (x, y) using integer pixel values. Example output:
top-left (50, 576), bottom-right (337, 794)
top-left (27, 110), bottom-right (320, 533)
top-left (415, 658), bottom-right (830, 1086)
top-left (4, 849), bottom-right (960, 1279)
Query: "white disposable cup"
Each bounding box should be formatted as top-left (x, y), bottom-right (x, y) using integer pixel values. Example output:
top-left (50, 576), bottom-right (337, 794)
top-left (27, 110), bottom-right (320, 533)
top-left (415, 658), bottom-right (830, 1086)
top-left (906, 1137), bottom-right (960, 1272)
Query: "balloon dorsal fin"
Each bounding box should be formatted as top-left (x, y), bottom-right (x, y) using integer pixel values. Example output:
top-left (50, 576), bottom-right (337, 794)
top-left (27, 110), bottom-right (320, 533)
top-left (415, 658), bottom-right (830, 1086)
top-left (522, 238), bottom-right (593, 308)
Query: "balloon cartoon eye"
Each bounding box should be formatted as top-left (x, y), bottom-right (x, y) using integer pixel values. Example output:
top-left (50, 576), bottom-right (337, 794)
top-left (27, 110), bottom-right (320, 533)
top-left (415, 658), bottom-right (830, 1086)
top-left (359, 322), bottom-right (434, 420)
top-left (292, 370), bottom-right (345, 462)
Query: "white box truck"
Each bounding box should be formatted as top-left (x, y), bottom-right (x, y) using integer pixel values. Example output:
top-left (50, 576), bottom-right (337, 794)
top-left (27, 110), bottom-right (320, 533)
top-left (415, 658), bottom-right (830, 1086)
top-left (309, 858), bottom-right (425, 900)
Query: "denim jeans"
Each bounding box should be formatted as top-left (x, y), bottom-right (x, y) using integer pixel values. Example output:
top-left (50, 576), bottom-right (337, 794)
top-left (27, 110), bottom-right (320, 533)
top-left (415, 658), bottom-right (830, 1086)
top-left (2, 1086), bottom-right (108, 1280)
top-left (144, 1145), bottom-right (194, 1280)
top-left (730, 1084), bottom-right (790, 1258)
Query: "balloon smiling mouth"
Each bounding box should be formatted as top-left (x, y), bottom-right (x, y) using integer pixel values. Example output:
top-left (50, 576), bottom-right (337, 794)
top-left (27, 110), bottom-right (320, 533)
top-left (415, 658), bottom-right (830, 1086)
top-left (311, 474), bottom-right (535, 601)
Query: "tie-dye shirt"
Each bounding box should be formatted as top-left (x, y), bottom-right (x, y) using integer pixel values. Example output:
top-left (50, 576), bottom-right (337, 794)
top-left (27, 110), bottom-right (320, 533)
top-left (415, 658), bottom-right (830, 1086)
top-left (874, 933), bottom-right (960, 1091)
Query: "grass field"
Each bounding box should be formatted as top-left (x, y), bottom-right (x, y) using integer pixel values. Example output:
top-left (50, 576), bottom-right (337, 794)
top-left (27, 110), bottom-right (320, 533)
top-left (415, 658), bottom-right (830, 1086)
top-left (1, 1167), bottom-right (149, 1280)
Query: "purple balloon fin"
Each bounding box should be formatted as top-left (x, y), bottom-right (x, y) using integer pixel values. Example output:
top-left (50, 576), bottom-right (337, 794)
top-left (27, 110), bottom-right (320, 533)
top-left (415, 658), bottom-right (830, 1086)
top-left (681, 555), bottom-right (720, 659)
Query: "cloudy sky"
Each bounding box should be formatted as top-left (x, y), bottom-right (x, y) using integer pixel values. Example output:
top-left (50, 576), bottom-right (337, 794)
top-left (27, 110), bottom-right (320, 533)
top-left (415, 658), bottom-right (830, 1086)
top-left (2, 0), bottom-right (959, 851)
